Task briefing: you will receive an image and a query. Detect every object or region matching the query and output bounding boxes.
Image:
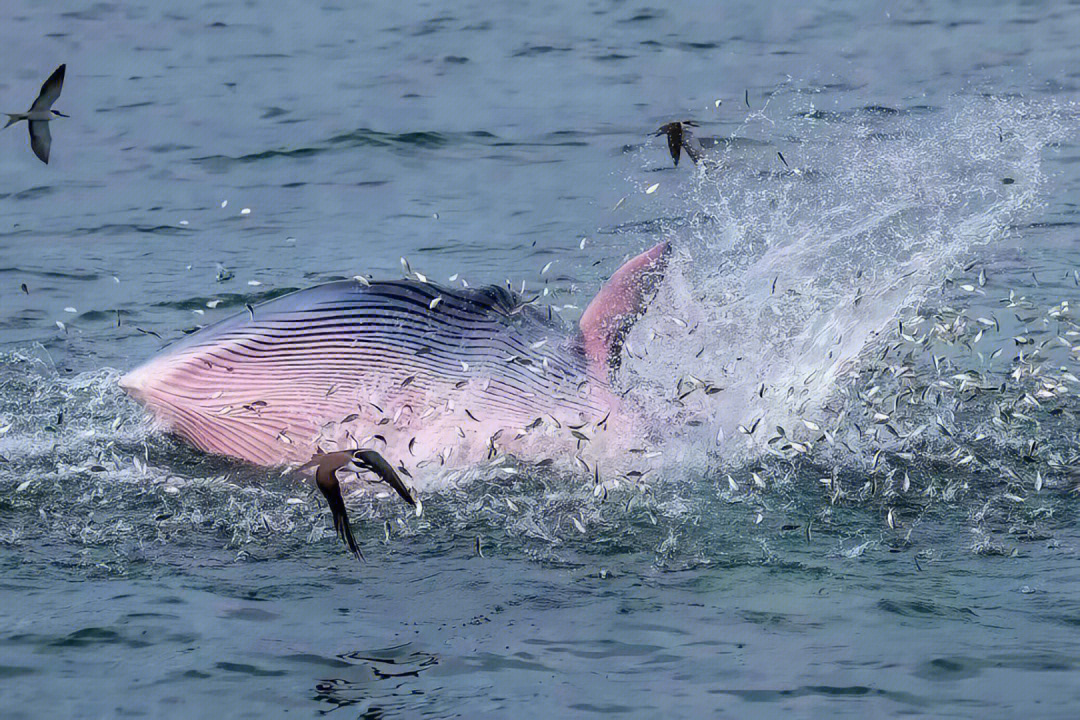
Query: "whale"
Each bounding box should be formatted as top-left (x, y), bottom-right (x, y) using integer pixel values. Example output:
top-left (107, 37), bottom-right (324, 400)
top-left (120, 242), bottom-right (670, 485)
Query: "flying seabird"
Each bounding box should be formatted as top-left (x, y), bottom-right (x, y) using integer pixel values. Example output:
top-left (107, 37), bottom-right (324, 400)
top-left (298, 448), bottom-right (416, 560)
top-left (654, 120), bottom-right (702, 167)
top-left (4, 64), bottom-right (68, 164)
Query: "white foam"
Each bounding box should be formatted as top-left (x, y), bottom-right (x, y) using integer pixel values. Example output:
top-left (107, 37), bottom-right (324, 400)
top-left (619, 95), bottom-right (1074, 471)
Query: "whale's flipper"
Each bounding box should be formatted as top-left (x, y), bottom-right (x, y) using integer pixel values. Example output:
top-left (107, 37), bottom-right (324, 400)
top-left (579, 242), bottom-right (670, 380)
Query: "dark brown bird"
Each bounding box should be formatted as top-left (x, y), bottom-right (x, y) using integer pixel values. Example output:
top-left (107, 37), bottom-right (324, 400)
top-left (298, 448), bottom-right (416, 561)
top-left (654, 120), bottom-right (701, 167)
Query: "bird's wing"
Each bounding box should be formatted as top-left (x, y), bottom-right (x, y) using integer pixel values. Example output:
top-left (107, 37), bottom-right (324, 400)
top-left (666, 124), bottom-right (682, 167)
top-left (356, 449), bottom-right (415, 506)
top-left (682, 139), bottom-right (702, 165)
top-left (680, 124), bottom-right (702, 165)
top-left (31, 64), bottom-right (65, 112)
top-left (315, 464), bottom-right (364, 562)
top-left (28, 120), bottom-right (51, 164)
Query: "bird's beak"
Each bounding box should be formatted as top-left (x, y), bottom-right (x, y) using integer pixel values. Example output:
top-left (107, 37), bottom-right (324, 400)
top-left (53, 111), bottom-right (69, 118)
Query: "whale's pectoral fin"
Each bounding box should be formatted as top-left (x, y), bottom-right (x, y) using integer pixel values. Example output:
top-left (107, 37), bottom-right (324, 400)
top-left (579, 241), bottom-right (671, 380)
top-left (314, 467), bottom-right (365, 562)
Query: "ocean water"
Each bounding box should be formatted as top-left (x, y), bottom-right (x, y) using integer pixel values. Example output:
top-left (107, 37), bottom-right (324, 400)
top-left (3, 1), bottom-right (1080, 717)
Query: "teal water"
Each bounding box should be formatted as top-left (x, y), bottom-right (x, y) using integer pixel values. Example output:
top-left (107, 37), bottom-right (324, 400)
top-left (3, 2), bottom-right (1080, 717)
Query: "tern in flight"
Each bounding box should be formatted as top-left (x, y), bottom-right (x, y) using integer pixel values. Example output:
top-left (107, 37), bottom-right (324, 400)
top-left (4, 64), bottom-right (68, 164)
top-left (654, 120), bottom-right (703, 167)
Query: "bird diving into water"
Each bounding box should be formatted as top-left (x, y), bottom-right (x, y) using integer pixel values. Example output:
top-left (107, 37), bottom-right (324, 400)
top-left (297, 449), bottom-right (417, 560)
top-left (655, 120), bottom-right (702, 167)
top-left (4, 64), bottom-right (68, 164)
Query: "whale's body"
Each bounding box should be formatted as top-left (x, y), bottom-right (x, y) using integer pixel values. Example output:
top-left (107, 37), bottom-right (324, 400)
top-left (120, 243), bottom-right (669, 477)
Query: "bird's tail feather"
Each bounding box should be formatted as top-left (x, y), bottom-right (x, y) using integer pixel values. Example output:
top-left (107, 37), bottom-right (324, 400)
top-left (3, 114), bottom-right (24, 129)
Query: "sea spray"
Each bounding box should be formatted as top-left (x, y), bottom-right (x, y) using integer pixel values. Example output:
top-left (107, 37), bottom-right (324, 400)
top-left (620, 94), bottom-right (1075, 475)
